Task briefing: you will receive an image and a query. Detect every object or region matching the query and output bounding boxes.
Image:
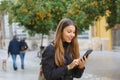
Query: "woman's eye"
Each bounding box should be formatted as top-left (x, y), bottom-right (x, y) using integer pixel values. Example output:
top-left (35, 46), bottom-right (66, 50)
top-left (67, 31), bottom-right (71, 33)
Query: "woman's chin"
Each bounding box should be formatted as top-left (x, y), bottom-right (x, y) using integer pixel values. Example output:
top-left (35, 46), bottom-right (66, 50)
top-left (66, 40), bottom-right (72, 43)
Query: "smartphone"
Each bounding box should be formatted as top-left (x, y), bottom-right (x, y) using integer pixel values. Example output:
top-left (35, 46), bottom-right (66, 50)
top-left (82, 49), bottom-right (93, 59)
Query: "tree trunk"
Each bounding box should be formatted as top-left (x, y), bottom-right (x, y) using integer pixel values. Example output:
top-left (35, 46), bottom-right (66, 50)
top-left (1, 14), bottom-right (6, 49)
top-left (0, 15), bottom-right (2, 48)
top-left (40, 33), bottom-right (44, 53)
top-left (9, 24), bottom-right (13, 40)
top-left (0, 14), bottom-right (4, 49)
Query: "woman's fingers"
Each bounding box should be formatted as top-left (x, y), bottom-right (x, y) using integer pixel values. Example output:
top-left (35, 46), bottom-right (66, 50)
top-left (71, 59), bottom-right (79, 68)
top-left (68, 59), bottom-right (80, 70)
top-left (78, 56), bottom-right (90, 69)
top-left (68, 57), bottom-right (89, 70)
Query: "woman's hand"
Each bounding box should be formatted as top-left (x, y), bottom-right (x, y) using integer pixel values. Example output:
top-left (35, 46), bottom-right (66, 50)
top-left (67, 59), bottom-right (80, 70)
top-left (78, 56), bottom-right (89, 69)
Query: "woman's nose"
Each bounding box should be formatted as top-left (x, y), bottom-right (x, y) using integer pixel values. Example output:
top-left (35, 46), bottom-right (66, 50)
top-left (71, 33), bottom-right (75, 37)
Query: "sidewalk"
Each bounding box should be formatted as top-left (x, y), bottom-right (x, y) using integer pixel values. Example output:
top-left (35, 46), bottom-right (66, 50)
top-left (79, 50), bottom-right (120, 80)
top-left (0, 49), bottom-right (120, 80)
top-left (0, 49), bottom-right (40, 80)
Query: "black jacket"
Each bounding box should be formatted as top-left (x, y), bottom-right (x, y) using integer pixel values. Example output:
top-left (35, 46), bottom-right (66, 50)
top-left (42, 42), bottom-right (85, 80)
top-left (19, 41), bottom-right (28, 51)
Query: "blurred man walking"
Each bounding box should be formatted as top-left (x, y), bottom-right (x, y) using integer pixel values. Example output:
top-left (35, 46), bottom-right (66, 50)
top-left (8, 35), bottom-right (20, 71)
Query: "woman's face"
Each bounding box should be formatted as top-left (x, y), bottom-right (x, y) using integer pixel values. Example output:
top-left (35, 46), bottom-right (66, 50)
top-left (62, 25), bottom-right (76, 43)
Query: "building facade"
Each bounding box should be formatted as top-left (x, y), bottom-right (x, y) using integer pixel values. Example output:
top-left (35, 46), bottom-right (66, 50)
top-left (91, 16), bottom-right (120, 51)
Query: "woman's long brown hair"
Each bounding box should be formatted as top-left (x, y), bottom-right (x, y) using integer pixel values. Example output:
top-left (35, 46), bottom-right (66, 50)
top-left (54, 18), bottom-right (80, 67)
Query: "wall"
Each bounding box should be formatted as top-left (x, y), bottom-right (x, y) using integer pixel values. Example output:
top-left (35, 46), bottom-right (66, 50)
top-left (95, 17), bottom-right (112, 50)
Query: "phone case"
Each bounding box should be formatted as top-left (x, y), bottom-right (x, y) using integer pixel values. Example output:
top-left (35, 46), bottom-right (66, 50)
top-left (83, 49), bottom-right (93, 58)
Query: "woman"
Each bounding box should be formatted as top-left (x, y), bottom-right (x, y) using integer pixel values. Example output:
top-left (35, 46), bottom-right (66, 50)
top-left (19, 38), bottom-right (28, 69)
top-left (42, 18), bottom-right (89, 80)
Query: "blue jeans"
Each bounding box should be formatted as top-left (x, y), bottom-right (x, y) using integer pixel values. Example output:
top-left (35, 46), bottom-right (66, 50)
top-left (11, 54), bottom-right (17, 70)
top-left (20, 52), bottom-right (25, 69)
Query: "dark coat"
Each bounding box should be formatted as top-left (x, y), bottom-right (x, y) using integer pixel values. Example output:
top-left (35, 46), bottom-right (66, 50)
top-left (42, 42), bottom-right (85, 80)
top-left (8, 38), bottom-right (20, 55)
top-left (19, 41), bottom-right (28, 52)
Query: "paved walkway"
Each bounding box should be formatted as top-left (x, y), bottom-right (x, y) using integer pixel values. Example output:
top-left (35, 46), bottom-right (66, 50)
top-left (0, 49), bottom-right (120, 80)
top-left (0, 50), bottom-right (40, 80)
top-left (76, 50), bottom-right (120, 80)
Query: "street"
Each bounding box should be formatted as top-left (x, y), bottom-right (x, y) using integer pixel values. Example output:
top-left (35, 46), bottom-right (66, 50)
top-left (0, 49), bottom-right (120, 80)
top-left (0, 50), bottom-right (40, 80)
top-left (77, 50), bottom-right (120, 80)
